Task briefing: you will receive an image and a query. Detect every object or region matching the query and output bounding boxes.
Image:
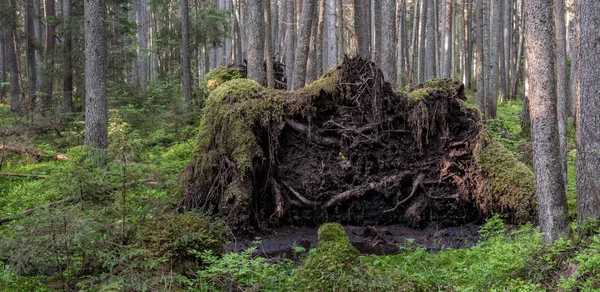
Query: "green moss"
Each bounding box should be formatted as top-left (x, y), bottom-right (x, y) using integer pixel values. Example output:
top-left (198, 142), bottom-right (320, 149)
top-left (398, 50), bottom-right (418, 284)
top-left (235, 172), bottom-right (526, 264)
top-left (474, 130), bottom-right (537, 223)
top-left (293, 223), bottom-right (420, 291)
top-left (201, 66), bottom-right (242, 91)
top-left (408, 88), bottom-right (429, 102)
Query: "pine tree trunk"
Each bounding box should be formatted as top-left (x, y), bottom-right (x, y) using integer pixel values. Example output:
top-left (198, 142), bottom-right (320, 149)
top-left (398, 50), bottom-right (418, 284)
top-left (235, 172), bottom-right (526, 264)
top-left (498, 0), bottom-right (506, 102)
top-left (526, 0), bottom-right (569, 245)
top-left (306, 0), bottom-right (319, 83)
top-left (487, 0), bottom-right (499, 118)
top-left (264, 0), bottom-right (275, 88)
top-left (291, 0), bottom-right (316, 90)
top-left (409, 0), bottom-right (420, 84)
top-left (503, 0), bottom-right (511, 98)
top-left (380, 0), bottom-right (396, 87)
top-left (25, 0), bottom-right (37, 109)
top-left (180, 0), bottom-right (192, 108)
top-left (7, 0), bottom-right (20, 111)
top-left (554, 0), bottom-right (568, 187)
top-left (62, 0), bottom-right (73, 113)
top-left (84, 0), bottom-right (108, 149)
top-left (336, 0), bottom-right (343, 63)
top-left (576, 0), bottom-right (600, 222)
top-left (139, 0), bottom-right (148, 90)
top-left (40, 0), bottom-right (55, 111)
top-left (284, 0), bottom-right (295, 88)
top-left (443, 0), bottom-right (452, 78)
top-left (418, 0), bottom-right (427, 83)
top-left (354, 0), bottom-right (369, 59)
top-left (325, 0), bottom-right (337, 69)
top-left (476, 0), bottom-right (485, 117)
top-left (247, 0), bottom-right (264, 83)
top-left (0, 29), bottom-right (5, 103)
top-left (424, 0), bottom-right (435, 80)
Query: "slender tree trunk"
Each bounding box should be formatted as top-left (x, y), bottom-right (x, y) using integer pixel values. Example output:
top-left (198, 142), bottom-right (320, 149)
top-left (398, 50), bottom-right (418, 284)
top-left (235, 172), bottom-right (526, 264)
top-left (0, 30), bottom-right (5, 103)
top-left (576, 0), bottom-right (600, 223)
top-left (180, 0), bottom-right (192, 108)
top-left (62, 0), bottom-right (73, 113)
top-left (396, 0), bottom-right (406, 86)
top-left (247, 0), bottom-right (264, 83)
top-left (354, 0), bottom-right (369, 59)
top-left (25, 0), bottom-right (37, 110)
top-left (503, 0), bottom-right (511, 98)
top-left (325, 0), bottom-right (337, 69)
top-left (476, 0), bottom-right (485, 117)
top-left (487, 0), bottom-right (499, 118)
top-left (139, 0), bottom-right (148, 90)
top-left (307, 0), bottom-right (319, 83)
top-left (315, 0), bottom-right (325, 77)
top-left (424, 0), bottom-right (435, 80)
top-left (418, 0), bottom-right (427, 83)
top-left (264, 0), bottom-right (275, 88)
top-left (554, 0), bottom-right (568, 187)
top-left (41, 0), bottom-right (56, 111)
top-left (568, 3), bottom-right (578, 118)
top-left (409, 0), bottom-right (420, 84)
top-left (526, 0), bottom-right (569, 245)
top-left (291, 0), bottom-right (316, 90)
top-left (498, 0), bottom-right (506, 102)
top-left (7, 0), bottom-right (20, 111)
top-left (84, 0), bottom-right (108, 149)
top-left (284, 0), bottom-right (295, 88)
top-left (442, 0), bottom-right (452, 78)
top-left (336, 0), bottom-right (343, 63)
top-left (380, 0), bottom-right (396, 86)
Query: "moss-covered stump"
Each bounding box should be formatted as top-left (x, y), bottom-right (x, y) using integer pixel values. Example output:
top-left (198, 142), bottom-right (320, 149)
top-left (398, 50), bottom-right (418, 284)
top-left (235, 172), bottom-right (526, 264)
top-left (293, 223), bottom-right (419, 291)
top-left (179, 56), bottom-right (537, 235)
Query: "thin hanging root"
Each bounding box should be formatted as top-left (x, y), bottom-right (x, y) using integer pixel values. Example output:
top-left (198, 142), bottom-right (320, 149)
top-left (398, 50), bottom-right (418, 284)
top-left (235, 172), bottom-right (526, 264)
top-left (323, 172), bottom-right (411, 209)
top-left (281, 180), bottom-right (319, 206)
top-left (383, 173), bottom-right (426, 214)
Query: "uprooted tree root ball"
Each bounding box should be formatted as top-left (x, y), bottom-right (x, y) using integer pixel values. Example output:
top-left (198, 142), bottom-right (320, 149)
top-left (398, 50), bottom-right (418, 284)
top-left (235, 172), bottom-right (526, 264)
top-left (178, 56), bottom-right (537, 235)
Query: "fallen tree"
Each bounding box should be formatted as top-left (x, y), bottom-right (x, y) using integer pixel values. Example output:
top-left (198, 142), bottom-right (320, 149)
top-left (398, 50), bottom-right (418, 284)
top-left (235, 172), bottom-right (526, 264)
top-left (178, 57), bottom-right (536, 234)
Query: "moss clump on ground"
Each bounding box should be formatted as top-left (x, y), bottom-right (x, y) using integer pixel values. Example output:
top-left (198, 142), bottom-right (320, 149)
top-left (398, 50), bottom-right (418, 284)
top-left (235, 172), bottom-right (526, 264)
top-left (294, 223), bottom-right (419, 291)
top-left (408, 88), bottom-right (429, 102)
top-left (474, 130), bottom-right (537, 223)
top-left (201, 66), bottom-right (242, 91)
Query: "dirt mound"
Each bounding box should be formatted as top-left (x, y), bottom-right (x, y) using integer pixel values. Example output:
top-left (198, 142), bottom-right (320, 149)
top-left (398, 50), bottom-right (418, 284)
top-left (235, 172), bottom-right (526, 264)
top-left (178, 56), bottom-right (536, 235)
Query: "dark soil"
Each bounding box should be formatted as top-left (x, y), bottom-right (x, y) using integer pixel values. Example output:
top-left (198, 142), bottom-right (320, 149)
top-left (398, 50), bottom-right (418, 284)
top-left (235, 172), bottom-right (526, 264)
top-left (226, 223), bottom-right (481, 258)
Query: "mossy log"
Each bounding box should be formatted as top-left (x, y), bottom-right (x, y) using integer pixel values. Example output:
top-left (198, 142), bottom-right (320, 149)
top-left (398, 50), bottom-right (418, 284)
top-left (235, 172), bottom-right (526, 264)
top-left (179, 56), bottom-right (536, 234)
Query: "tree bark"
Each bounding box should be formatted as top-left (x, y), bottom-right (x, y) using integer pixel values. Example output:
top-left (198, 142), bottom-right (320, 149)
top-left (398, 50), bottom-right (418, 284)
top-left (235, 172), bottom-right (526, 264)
top-left (264, 0), bottom-right (276, 88)
top-left (139, 0), bottom-right (148, 90)
top-left (554, 0), bottom-right (568, 187)
top-left (284, 0), bottom-right (295, 88)
top-left (7, 0), bottom-right (20, 111)
top-left (498, 0), bottom-right (507, 101)
top-left (487, 0), bottom-right (499, 119)
top-left (325, 0), bottom-right (337, 69)
top-left (576, 0), bottom-right (600, 222)
top-left (526, 0), bottom-right (569, 245)
top-left (84, 0), bottom-right (108, 149)
top-left (247, 0), bottom-right (264, 83)
top-left (442, 0), bottom-right (452, 78)
top-left (336, 0), bottom-right (343, 63)
top-left (62, 0), bottom-right (73, 113)
top-left (409, 0), bottom-right (420, 84)
top-left (291, 0), bottom-right (316, 90)
top-left (476, 0), bottom-right (485, 118)
top-left (380, 0), bottom-right (396, 87)
top-left (354, 0), bottom-right (369, 59)
top-left (40, 0), bottom-right (56, 111)
top-left (418, 0), bottom-right (427, 83)
top-left (25, 0), bottom-right (38, 110)
top-left (180, 0), bottom-right (192, 109)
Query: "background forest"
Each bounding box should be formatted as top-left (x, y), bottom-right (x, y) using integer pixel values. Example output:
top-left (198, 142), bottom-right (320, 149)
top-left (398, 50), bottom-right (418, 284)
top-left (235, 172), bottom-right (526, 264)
top-left (1, 0), bottom-right (599, 290)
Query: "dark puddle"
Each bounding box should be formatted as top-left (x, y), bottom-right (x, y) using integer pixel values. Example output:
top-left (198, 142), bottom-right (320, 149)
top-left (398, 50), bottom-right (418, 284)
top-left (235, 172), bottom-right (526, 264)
top-left (226, 224), bottom-right (481, 259)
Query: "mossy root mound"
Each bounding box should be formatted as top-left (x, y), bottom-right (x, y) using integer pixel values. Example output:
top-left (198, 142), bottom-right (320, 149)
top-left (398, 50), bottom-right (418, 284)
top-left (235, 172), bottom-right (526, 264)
top-left (179, 56), bottom-right (536, 234)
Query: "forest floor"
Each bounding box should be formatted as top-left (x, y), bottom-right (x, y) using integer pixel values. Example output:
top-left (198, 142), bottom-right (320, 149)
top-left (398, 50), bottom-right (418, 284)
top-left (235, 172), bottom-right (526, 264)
top-left (0, 83), bottom-right (594, 291)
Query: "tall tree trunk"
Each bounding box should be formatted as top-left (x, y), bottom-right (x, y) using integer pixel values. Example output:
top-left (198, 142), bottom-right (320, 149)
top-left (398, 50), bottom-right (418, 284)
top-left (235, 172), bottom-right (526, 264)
top-left (503, 0), bottom-right (511, 98)
top-left (526, 0), bottom-right (569, 245)
top-left (25, 0), bottom-right (37, 110)
top-left (554, 0), bottom-right (568, 187)
top-left (284, 0), bottom-right (295, 88)
top-left (291, 0), bottom-right (316, 90)
top-left (418, 0), bottom-right (427, 83)
top-left (139, 0), bottom-right (148, 90)
top-left (306, 0), bottom-right (320, 83)
top-left (62, 0), bottom-right (73, 113)
top-left (232, 0), bottom-right (244, 64)
top-left (325, 0), bottom-right (337, 69)
top-left (576, 0), bottom-right (600, 223)
top-left (380, 0), bottom-right (396, 87)
top-left (476, 0), bottom-right (485, 117)
top-left (568, 2), bottom-right (578, 118)
top-left (498, 0), bottom-right (506, 102)
top-left (84, 0), bottom-right (108, 149)
top-left (396, 0), bottom-right (406, 86)
top-left (409, 0), bottom-right (419, 84)
top-left (483, 0), bottom-right (490, 115)
top-left (41, 0), bottom-right (56, 111)
top-left (354, 0), bottom-right (369, 59)
top-left (247, 0), bottom-right (264, 83)
top-left (424, 0), bottom-right (435, 80)
top-left (336, 0), bottom-right (343, 63)
top-left (180, 0), bottom-right (192, 108)
top-left (0, 29), bottom-right (5, 103)
top-left (443, 0), bottom-right (452, 78)
top-left (7, 0), bottom-right (20, 111)
top-left (487, 0), bottom-right (499, 118)
top-left (264, 0), bottom-right (275, 88)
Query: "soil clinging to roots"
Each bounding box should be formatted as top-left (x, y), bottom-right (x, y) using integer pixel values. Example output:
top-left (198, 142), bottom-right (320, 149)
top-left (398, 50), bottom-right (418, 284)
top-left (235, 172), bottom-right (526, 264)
top-left (179, 56), bottom-right (536, 235)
